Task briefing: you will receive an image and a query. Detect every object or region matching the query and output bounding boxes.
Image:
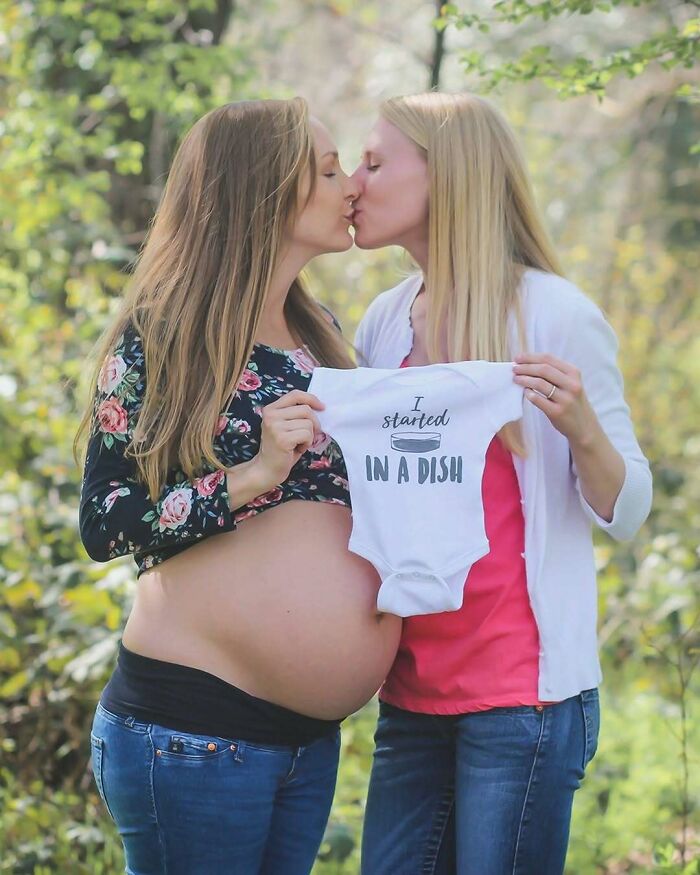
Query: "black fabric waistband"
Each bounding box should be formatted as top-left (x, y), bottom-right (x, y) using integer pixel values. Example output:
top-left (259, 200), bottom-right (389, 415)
top-left (100, 642), bottom-right (342, 747)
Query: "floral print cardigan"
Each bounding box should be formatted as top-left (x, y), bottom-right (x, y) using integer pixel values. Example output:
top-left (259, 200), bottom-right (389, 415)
top-left (79, 318), bottom-right (350, 576)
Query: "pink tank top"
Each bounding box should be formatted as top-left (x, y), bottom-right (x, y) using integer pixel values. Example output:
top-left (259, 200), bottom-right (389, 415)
top-left (379, 355), bottom-right (550, 713)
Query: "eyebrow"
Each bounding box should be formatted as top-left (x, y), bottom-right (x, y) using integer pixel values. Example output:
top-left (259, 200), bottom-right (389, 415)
top-left (321, 150), bottom-right (338, 159)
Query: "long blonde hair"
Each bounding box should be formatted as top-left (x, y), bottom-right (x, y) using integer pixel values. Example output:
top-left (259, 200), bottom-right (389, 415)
top-left (75, 98), bottom-right (354, 499)
top-left (380, 92), bottom-right (563, 452)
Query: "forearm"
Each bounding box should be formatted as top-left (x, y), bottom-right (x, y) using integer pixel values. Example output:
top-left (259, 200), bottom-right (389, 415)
top-left (569, 423), bottom-right (626, 523)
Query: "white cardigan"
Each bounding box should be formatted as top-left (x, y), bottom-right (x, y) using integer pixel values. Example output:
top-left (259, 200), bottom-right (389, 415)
top-left (354, 269), bottom-right (652, 702)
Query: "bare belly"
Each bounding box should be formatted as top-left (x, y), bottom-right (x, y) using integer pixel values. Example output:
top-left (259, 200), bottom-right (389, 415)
top-left (122, 501), bottom-right (402, 719)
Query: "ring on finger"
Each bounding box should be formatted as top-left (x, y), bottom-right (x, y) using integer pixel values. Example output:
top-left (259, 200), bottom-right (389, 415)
top-left (546, 383), bottom-right (557, 400)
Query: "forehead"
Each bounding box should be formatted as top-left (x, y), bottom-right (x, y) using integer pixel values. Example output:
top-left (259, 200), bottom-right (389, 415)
top-left (364, 117), bottom-right (412, 154)
top-left (310, 118), bottom-right (336, 156)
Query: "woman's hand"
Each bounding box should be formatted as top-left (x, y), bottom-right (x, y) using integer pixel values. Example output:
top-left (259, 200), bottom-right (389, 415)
top-left (513, 353), bottom-right (626, 522)
top-left (225, 390), bottom-right (325, 512)
top-left (512, 353), bottom-right (598, 449)
top-left (251, 389), bottom-right (326, 490)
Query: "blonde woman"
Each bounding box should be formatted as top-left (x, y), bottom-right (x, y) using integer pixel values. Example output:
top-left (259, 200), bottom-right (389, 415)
top-left (351, 93), bottom-right (651, 875)
top-left (76, 99), bottom-right (401, 875)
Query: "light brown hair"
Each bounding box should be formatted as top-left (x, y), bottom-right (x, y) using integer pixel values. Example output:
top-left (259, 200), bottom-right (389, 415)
top-left (75, 98), bottom-right (354, 498)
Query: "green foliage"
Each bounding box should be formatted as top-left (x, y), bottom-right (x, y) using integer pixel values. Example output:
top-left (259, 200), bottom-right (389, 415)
top-left (2, 1), bottom-right (699, 872)
top-left (0, 0), bottom-right (252, 817)
top-left (438, 1), bottom-right (700, 100)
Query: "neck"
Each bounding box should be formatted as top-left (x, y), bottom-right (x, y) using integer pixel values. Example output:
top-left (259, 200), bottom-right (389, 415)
top-left (258, 243), bottom-right (313, 342)
top-left (400, 229), bottom-right (428, 278)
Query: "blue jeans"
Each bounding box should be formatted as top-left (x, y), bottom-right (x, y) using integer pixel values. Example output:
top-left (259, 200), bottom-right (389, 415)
top-left (361, 690), bottom-right (600, 875)
top-left (90, 702), bottom-right (340, 875)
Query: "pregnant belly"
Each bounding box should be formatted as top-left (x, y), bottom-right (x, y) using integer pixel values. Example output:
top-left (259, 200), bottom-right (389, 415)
top-left (123, 501), bottom-right (402, 719)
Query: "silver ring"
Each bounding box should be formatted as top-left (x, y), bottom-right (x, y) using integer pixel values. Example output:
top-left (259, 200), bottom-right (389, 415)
top-left (546, 384), bottom-right (557, 400)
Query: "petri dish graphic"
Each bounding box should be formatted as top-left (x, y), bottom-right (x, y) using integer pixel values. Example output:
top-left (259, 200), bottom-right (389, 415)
top-left (391, 431), bottom-right (441, 453)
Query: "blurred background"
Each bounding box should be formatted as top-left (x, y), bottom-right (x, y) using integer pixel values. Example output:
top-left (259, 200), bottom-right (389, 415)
top-left (1, 1), bottom-right (699, 872)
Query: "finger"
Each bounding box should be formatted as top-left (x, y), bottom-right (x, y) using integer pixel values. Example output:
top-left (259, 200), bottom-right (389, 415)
top-left (514, 353), bottom-right (578, 377)
top-left (270, 405), bottom-right (322, 431)
top-left (267, 390), bottom-right (325, 410)
top-left (284, 428), bottom-right (314, 453)
top-left (267, 418), bottom-right (321, 446)
top-left (513, 362), bottom-right (577, 393)
top-left (524, 388), bottom-right (559, 414)
top-left (280, 424), bottom-right (314, 448)
top-left (513, 375), bottom-right (566, 400)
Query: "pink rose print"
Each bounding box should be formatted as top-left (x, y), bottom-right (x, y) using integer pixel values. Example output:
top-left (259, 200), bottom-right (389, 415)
top-left (215, 415), bottom-right (228, 436)
top-left (289, 347), bottom-right (316, 375)
top-left (97, 398), bottom-right (128, 434)
top-left (104, 487), bottom-right (131, 512)
top-left (97, 354), bottom-right (127, 394)
top-left (309, 430), bottom-right (332, 455)
top-left (238, 369), bottom-right (262, 392)
top-left (309, 458), bottom-right (332, 470)
top-left (231, 419), bottom-right (252, 434)
top-left (158, 487), bottom-right (193, 532)
top-left (250, 487), bottom-right (283, 508)
top-left (193, 470), bottom-right (226, 498)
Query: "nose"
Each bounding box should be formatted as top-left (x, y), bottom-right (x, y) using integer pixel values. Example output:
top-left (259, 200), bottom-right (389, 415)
top-left (350, 164), bottom-right (365, 191)
top-left (344, 171), bottom-right (360, 202)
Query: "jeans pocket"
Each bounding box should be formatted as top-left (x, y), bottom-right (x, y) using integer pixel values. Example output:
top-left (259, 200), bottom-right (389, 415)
top-left (580, 689), bottom-right (600, 771)
top-left (150, 726), bottom-right (237, 761)
top-left (90, 733), bottom-right (115, 821)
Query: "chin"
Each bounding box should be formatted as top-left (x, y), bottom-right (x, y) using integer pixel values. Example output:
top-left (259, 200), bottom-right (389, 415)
top-left (320, 233), bottom-right (354, 254)
top-left (338, 232), bottom-right (355, 252)
top-left (353, 230), bottom-right (389, 251)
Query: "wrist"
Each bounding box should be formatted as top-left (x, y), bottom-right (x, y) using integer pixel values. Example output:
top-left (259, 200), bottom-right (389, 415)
top-left (569, 419), bottom-right (605, 454)
top-left (225, 457), bottom-right (276, 511)
top-left (243, 455), bottom-right (277, 494)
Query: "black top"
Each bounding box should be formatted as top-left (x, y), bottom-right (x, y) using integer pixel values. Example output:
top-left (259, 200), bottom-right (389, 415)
top-left (79, 317), bottom-right (350, 576)
top-left (101, 642), bottom-right (341, 745)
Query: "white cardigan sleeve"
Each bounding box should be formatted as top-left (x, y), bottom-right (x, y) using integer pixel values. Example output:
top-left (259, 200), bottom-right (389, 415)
top-left (561, 296), bottom-right (652, 541)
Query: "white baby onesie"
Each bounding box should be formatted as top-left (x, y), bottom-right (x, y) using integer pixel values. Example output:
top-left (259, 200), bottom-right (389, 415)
top-left (307, 361), bottom-right (524, 617)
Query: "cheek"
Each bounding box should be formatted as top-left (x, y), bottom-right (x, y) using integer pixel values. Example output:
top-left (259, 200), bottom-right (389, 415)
top-left (291, 186), bottom-right (349, 247)
top-left (367, 170), bottom-right (427, 229)
top-left (315, 185), bottom-right (344, 220)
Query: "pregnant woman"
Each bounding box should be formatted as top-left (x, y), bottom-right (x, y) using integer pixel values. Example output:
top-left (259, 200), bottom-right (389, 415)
top-left (76, 98), bottom-right (401, 875)
top-left (351, 92), bottom-right (652, 874)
